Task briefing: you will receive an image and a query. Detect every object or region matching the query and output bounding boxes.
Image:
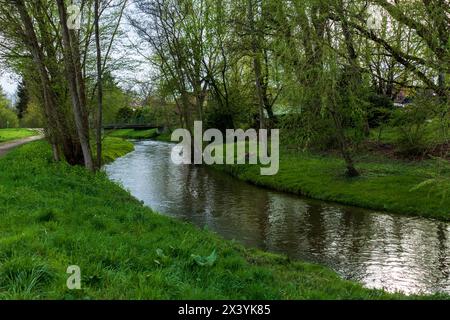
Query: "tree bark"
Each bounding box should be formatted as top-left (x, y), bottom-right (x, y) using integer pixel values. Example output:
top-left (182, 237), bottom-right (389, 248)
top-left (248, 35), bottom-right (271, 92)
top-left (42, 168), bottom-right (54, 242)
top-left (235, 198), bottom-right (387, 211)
top-left (56, 0), bottom-right (94, 171)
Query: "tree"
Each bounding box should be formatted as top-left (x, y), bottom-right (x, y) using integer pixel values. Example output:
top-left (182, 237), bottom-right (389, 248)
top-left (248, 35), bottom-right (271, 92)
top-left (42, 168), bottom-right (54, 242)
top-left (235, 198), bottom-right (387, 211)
top-left (5, 0), bottom-right (86, 164)
top-left (0, 85), bottom-right (19, 128)
top-left (56, 0), bottom-right (94, 171)
top-left (15, 79), bottom-right (28, 119)
top-left (130, 0), bottom-right (209, 132)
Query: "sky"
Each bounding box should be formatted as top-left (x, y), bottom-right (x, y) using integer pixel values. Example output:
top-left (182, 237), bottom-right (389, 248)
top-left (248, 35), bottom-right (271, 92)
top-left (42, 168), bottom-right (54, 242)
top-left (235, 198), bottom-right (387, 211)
top-left (0, 72), bottom-right (18, 97)
top-left (0, 1), bottom-right (150, 101)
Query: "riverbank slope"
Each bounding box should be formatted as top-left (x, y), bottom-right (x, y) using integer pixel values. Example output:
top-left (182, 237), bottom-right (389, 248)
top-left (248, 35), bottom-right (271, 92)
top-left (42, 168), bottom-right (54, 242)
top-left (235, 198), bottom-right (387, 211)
top-left (213, 150), bottom-right (450, 221)
top-left (0, 139), bottom-right (422, 299)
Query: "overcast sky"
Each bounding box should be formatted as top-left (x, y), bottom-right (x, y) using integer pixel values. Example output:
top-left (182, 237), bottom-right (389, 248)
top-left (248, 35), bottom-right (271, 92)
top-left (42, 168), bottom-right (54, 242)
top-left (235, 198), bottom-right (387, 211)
top-left (0, 71), bottom-right (18, 101)
top-left (0, 1), bottom-right (150, 100)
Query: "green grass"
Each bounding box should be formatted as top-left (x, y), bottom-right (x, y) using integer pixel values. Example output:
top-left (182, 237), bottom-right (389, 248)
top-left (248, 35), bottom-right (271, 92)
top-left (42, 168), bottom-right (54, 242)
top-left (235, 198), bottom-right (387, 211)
top-left (213, 147), bottom-right (450, 221)
top-left (107, 129), bottom-right (159, 140)
top-left (99, 137), bottom-right (135, 164)
top-left (0, 129), bottom-right (37, 143)
top-left (0, 139), bottom-right (425, 300)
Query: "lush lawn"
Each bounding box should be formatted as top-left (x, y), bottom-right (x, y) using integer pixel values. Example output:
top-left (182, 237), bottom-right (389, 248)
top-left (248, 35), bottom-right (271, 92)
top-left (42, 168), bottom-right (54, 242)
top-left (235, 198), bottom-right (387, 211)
top-left (213, 148), bottom-right (450, 221)
top-left (107, 129), bottom-right (159, 140)
top-left (0, 139), bottom-right (420, 300)
top-left (0, 128), bottom-right (37, 143)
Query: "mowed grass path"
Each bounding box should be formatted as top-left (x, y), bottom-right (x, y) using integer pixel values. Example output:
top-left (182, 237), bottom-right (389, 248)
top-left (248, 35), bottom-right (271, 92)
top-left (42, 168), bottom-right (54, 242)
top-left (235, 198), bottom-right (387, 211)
top-left (0, 139), bottom-right (421, 299)
top-left (0, 128), bottom-right (37, 143)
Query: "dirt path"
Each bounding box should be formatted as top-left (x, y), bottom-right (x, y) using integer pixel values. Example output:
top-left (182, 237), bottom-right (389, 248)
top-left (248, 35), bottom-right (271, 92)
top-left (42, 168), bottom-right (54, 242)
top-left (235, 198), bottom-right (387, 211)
top-left (0, 135), bottom-right (45, 157)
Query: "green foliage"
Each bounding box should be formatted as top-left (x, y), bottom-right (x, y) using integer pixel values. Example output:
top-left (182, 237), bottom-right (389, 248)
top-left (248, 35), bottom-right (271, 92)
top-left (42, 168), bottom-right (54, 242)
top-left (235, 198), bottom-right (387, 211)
top-left (0, 141), bottom-right (413, 299)
top-left (20, 102), bottom-right (45, 128)
top-left (15, 80), bottom-right (29, 119)
top-left (0, 91), bottom-right (19, 129)
top-left (99, 73), bottom-right (133, 125)
top-left (0, 107), bottom-right (19, 129)
top-left (411, 157), bottom-right (450, 203)
top-left (390, 97), bottom-right (436, 156)
top-left (279, 113), bottom-right (338, 151)
top-left (367, 93), bottom-right (395, 128)
top-left (115, 107), bottom-right (134, 124)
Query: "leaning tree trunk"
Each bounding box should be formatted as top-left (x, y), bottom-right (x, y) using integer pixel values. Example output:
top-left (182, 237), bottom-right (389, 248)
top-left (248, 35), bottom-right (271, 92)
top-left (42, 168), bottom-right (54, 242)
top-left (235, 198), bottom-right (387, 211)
top-left (56, 0), bottom-right (94, 171)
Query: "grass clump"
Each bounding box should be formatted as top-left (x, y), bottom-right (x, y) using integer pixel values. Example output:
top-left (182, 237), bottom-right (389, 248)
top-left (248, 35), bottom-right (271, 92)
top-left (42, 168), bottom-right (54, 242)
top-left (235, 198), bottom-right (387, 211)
top-left (97, 137), bottom-right (134, 164)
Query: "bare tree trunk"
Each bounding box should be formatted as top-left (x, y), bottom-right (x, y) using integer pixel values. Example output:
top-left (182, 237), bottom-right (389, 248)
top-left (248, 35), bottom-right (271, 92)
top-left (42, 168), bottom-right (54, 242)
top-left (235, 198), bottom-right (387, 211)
top-left (94, 0), bottom-right (103, 169)
top-left (56, 0), bottom-right (94, 171)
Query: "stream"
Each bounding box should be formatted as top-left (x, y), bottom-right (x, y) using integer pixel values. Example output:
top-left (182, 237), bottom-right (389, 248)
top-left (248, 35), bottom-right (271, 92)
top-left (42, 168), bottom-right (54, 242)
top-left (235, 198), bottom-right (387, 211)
top-left (105, 140), bottom-right (450, 295)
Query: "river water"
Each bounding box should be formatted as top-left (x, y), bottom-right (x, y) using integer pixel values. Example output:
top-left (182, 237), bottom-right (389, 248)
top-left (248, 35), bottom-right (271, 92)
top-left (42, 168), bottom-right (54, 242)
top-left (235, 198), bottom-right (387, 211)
top-left (105, 140), bottom-right (450, 295)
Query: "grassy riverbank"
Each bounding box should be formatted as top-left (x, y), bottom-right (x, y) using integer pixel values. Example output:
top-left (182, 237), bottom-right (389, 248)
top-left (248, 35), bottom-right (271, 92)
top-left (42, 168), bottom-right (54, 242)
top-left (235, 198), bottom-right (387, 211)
top-left (0, 128), bottom-right (37, 143)
top-left (0, 139), bottom-right (423, 300)
top-left (215, 151), bottom-right (450, 221)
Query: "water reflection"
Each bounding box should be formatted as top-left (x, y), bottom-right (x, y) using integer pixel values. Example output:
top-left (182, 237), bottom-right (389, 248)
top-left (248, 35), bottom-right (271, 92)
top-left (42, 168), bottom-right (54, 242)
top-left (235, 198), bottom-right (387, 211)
top-left (105, 140), bottom-right (450, 295)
